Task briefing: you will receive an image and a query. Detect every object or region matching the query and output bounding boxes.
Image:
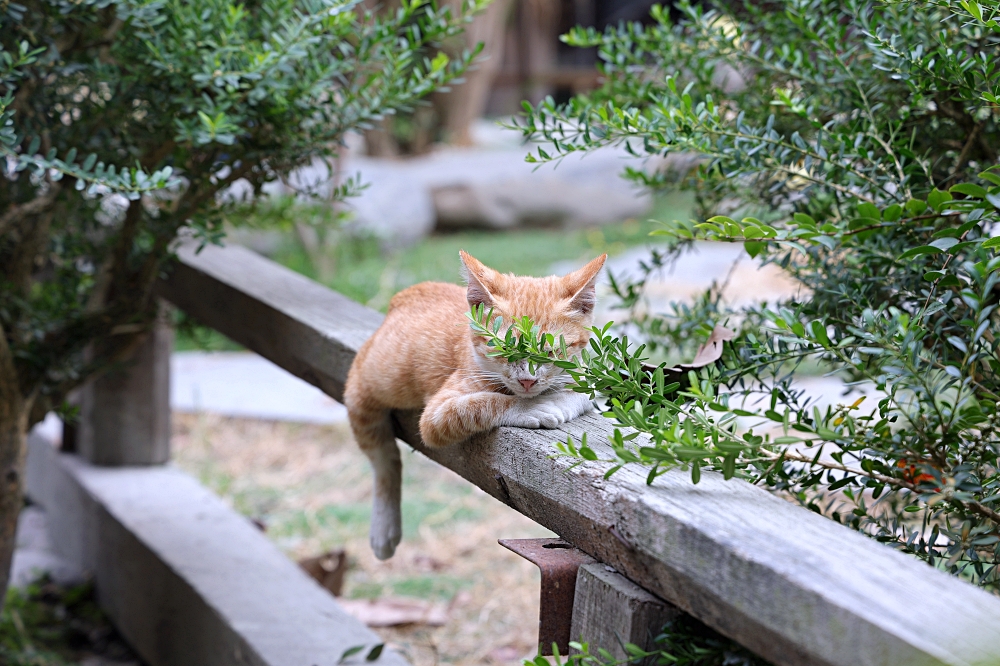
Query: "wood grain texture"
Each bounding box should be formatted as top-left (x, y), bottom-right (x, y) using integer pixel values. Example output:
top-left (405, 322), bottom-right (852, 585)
top-left (157, 242), bottom-right (384, 402)
top-left (571, 562), bottom-right (679, 661)
top-left (161, 243), bottom-right (1000, 666)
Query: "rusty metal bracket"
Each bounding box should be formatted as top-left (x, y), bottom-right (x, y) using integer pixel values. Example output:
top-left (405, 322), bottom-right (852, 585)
top-left (499, 537), bottom-right (595, 655)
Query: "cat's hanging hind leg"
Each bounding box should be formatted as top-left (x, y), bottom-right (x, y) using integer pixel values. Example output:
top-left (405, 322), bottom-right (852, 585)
top-left (345, 397), bottom-right (402, 560)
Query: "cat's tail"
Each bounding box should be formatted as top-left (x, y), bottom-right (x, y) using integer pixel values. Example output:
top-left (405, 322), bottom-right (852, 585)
top-left (344, 388), bottom-right (402, 560)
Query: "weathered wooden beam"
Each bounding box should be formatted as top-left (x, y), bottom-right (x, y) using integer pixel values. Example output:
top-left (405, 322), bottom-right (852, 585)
top-left (157, 242), bottom-right (383, 403)
top-left (160, 242), bottom-right (1000, 666)
top-left (570, 563), bottom-right (678, 661)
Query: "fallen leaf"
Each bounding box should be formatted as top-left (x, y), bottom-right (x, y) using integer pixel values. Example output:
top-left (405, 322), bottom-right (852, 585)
top-left (687, 325), bottom-right (737, 367)
top-left (640, 325), bottom-right (737, 384)
top-left (410, 553), bottom-right (447, 572)
top-left (299, 549), bottom-right (348, 596)
top-left (338, 597), bottom-right (449, 627)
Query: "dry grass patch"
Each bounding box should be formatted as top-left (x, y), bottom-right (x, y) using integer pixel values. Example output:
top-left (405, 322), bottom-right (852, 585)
top-left (172, 413), bottom-right (551, 665)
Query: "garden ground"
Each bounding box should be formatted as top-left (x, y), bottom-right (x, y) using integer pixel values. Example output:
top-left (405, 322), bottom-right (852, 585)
top-left (171, 413), bottom-right (550, 666)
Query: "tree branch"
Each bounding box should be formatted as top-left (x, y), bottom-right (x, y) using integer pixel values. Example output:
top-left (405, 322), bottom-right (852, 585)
top-left (2, 200), bottom-right (57, 295)
top-left (969, 501), bottom-right (1000, 527)
top-left (0, 320), bottom-right (18, 403)
top-left (942, 120), bottom-right (985, 187)
top-left (0, 186), bottom-right (61, 237)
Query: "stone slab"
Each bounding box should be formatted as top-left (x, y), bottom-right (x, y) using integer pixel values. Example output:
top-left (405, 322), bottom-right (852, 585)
top-left (171, 351), bottom-right (348, 424)
top-left (24, 435), bottom-right (405, 666)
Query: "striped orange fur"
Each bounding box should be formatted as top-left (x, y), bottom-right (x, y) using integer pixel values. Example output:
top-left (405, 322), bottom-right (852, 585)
top-left (344, 251), bottom-right (606, 559)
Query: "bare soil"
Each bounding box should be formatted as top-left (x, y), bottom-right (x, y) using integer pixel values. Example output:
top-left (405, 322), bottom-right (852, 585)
top-left (171, 413), bottom-right (551, 666)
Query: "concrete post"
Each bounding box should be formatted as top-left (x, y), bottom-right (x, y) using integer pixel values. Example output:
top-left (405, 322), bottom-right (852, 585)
top-left (570, 563), bottom-right (679, 662)
top-left (77, 303), bottom-right (172, 465)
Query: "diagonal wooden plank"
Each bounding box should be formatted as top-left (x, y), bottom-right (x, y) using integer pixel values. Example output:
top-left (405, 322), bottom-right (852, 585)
top-left (158, 242), bottom-right (383, 402)
top-left (160, 242), bottom-right (1000, 666)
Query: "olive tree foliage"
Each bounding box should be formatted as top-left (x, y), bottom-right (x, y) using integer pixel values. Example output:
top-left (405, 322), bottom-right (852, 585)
top-left (0, 0), bottom-right (483, 604)
top-left (489, 0), bottom-right (1000, 597)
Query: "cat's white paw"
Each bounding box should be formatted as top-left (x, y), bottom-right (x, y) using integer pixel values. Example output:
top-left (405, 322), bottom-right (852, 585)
top-left (370, 498), bottom-right (402, 560)
top-left (500, 390), bottom-right (593, 429)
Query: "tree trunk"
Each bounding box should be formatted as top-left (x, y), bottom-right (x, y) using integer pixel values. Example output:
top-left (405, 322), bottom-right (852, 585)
top-left (0, 387), bottom-right (29, 608)
top-left (434, 0), bottom-right (514, 145)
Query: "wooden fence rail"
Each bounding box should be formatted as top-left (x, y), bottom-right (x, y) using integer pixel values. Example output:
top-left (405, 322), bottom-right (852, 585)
top-left (159, 241), bottom-right (1000, 666)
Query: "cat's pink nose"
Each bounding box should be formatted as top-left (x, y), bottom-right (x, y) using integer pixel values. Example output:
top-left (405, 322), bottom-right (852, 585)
top-left (519, 379), bottom-right (537, 392)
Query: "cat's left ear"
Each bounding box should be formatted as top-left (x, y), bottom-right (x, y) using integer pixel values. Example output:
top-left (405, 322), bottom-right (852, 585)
top-left (562, 254), bottom-right (607, 316)
top-left (459, 250), bottom-right (500, 309)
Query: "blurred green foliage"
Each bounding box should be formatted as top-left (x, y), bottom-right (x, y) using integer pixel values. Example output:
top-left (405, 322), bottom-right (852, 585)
top-left (0, 578), bottom-right (136, 666)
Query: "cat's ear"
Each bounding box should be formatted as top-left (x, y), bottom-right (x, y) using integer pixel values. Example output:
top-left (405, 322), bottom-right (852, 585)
top-left (460, 250), bottom-right (499, 308)
top-left (562, 254), bottom-right (607, 316)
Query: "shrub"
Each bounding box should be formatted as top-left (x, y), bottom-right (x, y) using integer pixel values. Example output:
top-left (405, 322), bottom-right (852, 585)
top-left (494, 0), bottom-right (1000, 595)
top-left (0, 0), bottom-right (483, 603)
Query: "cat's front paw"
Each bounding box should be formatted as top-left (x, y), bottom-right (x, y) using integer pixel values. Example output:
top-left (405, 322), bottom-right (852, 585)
top-left (500, 391), bottom-right (593, 429)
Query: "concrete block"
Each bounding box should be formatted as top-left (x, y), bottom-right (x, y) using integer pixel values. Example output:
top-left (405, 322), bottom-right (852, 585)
top-left (25, 435), bottom-right (406, 666)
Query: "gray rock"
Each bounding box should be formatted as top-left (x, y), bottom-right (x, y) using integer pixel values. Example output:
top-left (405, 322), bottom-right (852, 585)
top-left (346, 139), bottom-right (664, 239)
top-left (220, 123), bottom-right (691, 246)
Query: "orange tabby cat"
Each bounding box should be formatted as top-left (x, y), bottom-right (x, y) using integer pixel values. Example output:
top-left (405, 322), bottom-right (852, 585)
top-left (344, 251), bottom-right (607, 559)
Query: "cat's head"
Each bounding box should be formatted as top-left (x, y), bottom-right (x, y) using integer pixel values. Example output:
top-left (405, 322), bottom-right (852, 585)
top-left (460, 250), bottom-right (607, 398)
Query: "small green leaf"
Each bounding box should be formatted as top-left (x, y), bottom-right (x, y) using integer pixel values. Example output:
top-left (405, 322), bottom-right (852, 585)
top-left (882, 204), bottom-right (903, 222)
top-left (929, 237), bottom-right (959, 251)
top-left (430, 51), bottom-right (449, 72)
top-left (857, 202), bottom-right (881, 220)
top-left (340, 646), bottom-right (365, 663)
top-left (982, 236), bottom-right (1000, 249)
top-left (366, 644), bottom-right (384, 661)
top-left (745, 240), bottom-right (766, 258)
top-left (927, 188), bottom-right (953, 211)
top-left (950, 182), bottom-right (987, 198)
top-left (810, 320), bottom-right (830, 346)
top-left (978, 170), bottom-right (1000, 186)
top-left (899, 245), bottom-right (941, 259)
top-left (722, 454), bottom-right (736, 479)
top-left (707, 215), bottom-right (736, 225)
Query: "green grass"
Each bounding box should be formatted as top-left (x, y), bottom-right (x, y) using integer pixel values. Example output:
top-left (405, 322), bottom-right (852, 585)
top-left (278, 192), bottom-right (691, 308)
top-left (390, 574), bottom-right (470, 600)
top-left (345, 575), bottom-right (471, 601)
top-left (175, 192), bottom-right (691, 351)
top-left (265, 498), bottom-right (483, 545)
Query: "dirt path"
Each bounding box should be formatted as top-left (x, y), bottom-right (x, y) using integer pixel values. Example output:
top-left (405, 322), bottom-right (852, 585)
top-left (172, 414), bottom-right (550, 666)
